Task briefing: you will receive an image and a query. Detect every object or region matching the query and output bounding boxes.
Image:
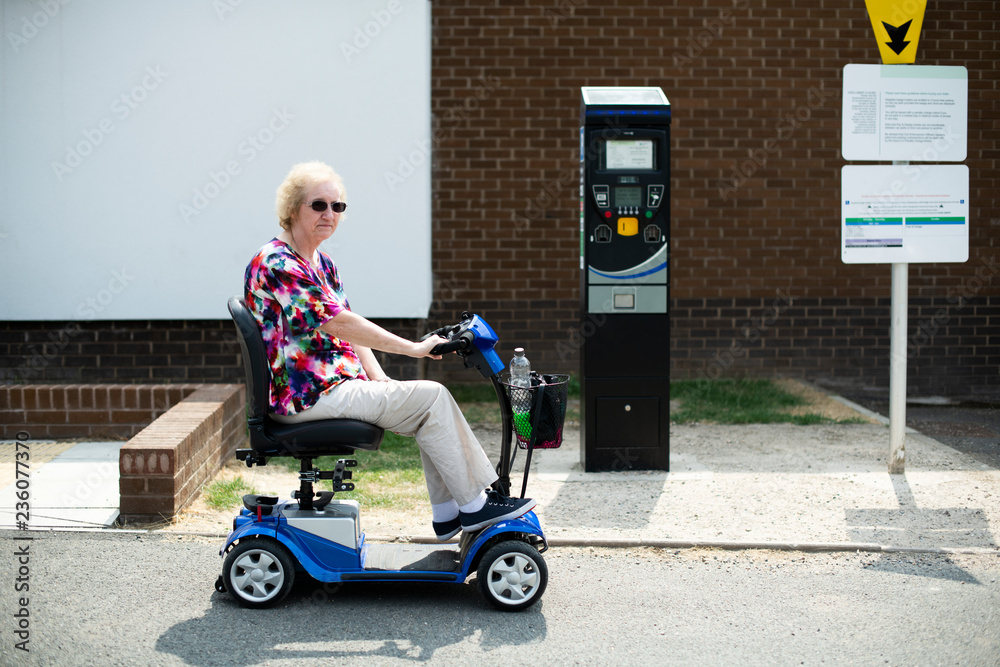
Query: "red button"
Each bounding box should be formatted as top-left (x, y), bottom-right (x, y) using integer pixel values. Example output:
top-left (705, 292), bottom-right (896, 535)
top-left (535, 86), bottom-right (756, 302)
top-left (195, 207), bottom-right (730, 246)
top-left (604, 211), bottom-right (612, 218)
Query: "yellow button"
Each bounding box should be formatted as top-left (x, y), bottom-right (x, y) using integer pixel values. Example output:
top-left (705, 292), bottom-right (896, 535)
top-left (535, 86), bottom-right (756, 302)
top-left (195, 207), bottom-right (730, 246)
top-left (617, 218), bottom-right (639, 236)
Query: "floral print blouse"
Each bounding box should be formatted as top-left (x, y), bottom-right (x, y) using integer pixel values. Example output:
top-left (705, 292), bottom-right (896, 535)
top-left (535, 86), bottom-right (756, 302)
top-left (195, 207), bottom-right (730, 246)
top-left (244, 239), bottom-right (367, 415)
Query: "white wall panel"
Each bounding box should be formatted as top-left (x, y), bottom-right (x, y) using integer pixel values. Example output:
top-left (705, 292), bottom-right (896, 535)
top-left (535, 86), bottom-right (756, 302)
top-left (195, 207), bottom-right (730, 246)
top-left (1, 0), bottom-right (431, 320)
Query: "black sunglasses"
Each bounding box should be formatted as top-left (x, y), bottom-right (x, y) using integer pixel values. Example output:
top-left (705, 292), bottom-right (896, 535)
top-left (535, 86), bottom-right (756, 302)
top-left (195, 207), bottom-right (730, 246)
top-left (308, 200), bottom-right (347, 213)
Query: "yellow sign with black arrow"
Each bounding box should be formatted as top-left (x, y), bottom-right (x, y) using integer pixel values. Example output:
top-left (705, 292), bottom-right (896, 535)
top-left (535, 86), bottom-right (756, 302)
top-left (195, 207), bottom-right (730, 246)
top-left (863, 0), bottom-right (927, 64)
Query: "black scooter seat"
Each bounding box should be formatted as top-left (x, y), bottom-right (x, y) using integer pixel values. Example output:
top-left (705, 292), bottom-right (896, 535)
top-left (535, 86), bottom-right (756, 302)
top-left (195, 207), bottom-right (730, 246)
top-left (247, 416), bottom-right (384, 458)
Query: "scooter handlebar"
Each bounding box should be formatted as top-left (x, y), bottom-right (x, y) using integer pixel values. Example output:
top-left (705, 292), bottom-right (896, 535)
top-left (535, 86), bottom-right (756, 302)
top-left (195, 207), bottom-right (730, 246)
top-left (422, 315), bottom-right (476, 356)
top-left (429, 336), bottom-right (470, 356)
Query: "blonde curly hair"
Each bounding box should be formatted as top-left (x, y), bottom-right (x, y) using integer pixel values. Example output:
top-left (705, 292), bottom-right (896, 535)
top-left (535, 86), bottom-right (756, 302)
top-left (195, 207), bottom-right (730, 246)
top-left (275, 161), bottom-right (347, 230)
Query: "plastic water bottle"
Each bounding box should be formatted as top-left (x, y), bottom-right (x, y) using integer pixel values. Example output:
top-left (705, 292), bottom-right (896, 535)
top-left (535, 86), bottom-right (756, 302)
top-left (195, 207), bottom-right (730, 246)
top-left (510, 348), bottom-right (532, 443)
top-left (510, 348), bottom-right (531, 390)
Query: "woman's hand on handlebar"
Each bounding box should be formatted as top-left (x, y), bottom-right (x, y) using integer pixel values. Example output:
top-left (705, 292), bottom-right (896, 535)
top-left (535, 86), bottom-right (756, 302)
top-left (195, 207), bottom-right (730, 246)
top-left (413, 335), bottom-right (447, 360)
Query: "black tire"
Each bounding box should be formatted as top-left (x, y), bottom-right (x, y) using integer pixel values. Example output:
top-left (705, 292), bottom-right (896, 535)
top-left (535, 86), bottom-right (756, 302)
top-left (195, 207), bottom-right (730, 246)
top-left (222, 538), bottom-right (296, 608)
top-left (476, 540), bottom-right (547, 611)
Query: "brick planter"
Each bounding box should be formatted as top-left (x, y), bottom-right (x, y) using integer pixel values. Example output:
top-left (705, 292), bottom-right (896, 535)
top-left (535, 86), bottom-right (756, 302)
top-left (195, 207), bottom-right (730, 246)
top-left (118, 384), bottom-right (245, 523)
top-left (0, 383), bottom-right (247, 524)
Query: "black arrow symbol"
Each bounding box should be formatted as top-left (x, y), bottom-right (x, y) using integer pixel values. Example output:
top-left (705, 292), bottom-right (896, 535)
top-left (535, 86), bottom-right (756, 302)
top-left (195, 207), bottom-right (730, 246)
top-left (882, 19), bottom-right (912, 55)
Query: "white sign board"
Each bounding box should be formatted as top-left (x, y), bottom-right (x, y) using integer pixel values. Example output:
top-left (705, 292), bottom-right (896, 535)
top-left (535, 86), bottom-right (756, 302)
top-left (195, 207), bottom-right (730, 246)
top-left (842, 64), bottom-right (968, 162)
top-left (841, 165), bottom-right (969, 264)
top-left (1, 0), bottom-right (432, 321)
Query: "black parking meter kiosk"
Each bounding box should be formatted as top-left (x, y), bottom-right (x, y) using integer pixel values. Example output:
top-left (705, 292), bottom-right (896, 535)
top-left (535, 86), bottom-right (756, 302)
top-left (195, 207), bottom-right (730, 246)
top-left (579, 86), bottom-right (670, 472)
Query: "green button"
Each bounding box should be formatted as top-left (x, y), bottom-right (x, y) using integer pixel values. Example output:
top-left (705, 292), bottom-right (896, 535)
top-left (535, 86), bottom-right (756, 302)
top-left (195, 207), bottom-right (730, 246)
top-left (645, 210), bottom-right (653, 218)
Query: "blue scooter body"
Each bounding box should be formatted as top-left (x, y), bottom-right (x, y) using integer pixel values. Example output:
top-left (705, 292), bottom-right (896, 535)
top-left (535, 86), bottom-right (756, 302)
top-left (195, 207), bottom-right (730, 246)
top-left (222, 503), bottom-right (546, 583)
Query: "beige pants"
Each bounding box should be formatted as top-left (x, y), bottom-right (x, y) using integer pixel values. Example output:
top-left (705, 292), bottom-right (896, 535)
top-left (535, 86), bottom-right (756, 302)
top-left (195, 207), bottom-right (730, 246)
top-left (272, 379), bottom-right (498, 507)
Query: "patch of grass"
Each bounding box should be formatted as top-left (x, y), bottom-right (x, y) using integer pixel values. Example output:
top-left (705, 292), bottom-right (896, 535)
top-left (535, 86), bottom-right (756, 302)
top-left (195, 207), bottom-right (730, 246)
top-left (204, 476), bottom-right (258, 511)
top-left (447, 374), bottom-right (580, 401)
top-left (566, 375), bottom-right (580, 399)
top-left (671, 378), bottom-right (851, 425)
top-left (272, 431), bottom-right (426, 508)
top-left (447, 383), bottom-right (497, 403)
top-left (447, 377), bottom-right (579, 426)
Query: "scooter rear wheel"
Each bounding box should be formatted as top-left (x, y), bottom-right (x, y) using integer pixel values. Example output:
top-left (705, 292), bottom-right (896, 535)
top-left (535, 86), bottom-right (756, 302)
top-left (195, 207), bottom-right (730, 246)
top-left (223, 538), bottom-right (295, 608)
top-left (477, 540), bottom-right (547, 611)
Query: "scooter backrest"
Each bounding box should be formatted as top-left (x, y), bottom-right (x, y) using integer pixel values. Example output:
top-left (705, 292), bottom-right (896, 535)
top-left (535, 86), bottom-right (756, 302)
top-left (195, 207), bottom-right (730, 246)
top-left (227, 296), bottom-right (271, 422)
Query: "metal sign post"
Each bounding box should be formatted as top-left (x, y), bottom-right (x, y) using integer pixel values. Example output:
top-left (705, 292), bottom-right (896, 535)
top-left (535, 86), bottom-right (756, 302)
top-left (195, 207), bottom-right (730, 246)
top-left (889, 247), bottom-right (908, 474)
top-left (843, 7), bottom-right (969, 474)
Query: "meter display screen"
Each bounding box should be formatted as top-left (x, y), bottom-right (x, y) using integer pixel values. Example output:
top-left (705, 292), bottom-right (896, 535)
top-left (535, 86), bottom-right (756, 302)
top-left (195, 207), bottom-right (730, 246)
top-left (605, 139), bottom-right (654, 170)
top-left (614, 186), bottom-right (642, 208)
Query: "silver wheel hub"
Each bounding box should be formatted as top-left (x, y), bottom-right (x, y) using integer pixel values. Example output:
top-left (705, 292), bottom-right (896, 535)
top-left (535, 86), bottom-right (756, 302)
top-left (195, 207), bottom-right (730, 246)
top-left (232, 549), bottom-right (284, 602)
top-left (488, 553), bottom-right (539, 603)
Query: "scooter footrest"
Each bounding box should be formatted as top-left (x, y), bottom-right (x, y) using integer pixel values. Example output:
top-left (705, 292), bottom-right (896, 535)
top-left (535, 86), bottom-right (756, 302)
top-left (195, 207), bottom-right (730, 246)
top-left (242, 494), bottom-right (279, 515)
top-left (312, 491), bottom-right (335, 511)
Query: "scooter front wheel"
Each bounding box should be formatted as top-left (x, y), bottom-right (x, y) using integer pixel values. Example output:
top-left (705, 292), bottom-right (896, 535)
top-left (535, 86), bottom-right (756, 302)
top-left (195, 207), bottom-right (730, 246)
top-left (477, 540), bottom-right (547, 611)
top-left (223, 538), bottom-right (295, 608)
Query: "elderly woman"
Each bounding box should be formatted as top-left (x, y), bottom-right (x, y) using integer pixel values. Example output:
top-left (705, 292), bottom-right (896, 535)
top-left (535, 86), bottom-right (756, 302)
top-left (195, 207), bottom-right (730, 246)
top-left (244, 161), bottom-right (534, 539)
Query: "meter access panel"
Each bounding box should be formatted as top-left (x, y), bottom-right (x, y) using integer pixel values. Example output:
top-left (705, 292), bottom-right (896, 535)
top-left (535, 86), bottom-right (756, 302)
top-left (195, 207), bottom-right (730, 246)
top-left (584, 127), bottom-right (669, 314)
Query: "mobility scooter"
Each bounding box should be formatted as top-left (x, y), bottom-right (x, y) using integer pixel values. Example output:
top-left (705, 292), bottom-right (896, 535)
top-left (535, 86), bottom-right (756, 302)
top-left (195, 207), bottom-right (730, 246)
top-left (215, 298), bottom-right (565, 611)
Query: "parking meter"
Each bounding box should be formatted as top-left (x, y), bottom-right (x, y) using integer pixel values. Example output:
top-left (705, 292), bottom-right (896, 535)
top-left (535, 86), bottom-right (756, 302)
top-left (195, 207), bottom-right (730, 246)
top-left (579, 87), bottom-right (670, 471)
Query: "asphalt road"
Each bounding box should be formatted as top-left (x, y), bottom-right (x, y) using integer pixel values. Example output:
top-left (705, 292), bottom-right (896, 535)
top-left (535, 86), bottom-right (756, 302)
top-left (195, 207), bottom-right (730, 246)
top-left (1, 530), bottom-right (999, 666)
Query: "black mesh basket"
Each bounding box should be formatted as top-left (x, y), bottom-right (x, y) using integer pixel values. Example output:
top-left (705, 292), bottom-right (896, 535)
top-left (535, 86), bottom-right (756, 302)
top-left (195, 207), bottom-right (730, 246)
top-left (501, 373), bottom-right (570, 450)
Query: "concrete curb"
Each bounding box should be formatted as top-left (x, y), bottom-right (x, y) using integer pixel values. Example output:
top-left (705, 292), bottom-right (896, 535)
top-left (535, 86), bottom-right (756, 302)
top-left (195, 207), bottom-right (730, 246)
top-left (384, 534), bottom-right (1000, 556)
top-left (8, 527), bottom-right (999, 556)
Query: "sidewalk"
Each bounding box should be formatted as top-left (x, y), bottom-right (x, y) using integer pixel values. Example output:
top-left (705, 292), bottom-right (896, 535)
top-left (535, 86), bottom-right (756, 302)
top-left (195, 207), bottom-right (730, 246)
top-left (3, 403), bottom-right (999, 553)
top-left (0, 440), bottom-right (123, 529)
top-left (526, 421), bottom-right (1000, 553)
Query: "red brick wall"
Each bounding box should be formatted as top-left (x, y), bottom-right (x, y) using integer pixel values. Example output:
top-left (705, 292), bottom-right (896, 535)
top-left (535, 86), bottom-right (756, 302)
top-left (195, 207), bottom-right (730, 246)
top-left (119, 384), bottom-right (245, 523)
top-left (426, 0), bottom-right (999, 395)
top-left (0, 384), bottom-right (201, 440)
top-left (1, 1), bottom-right (997, 397)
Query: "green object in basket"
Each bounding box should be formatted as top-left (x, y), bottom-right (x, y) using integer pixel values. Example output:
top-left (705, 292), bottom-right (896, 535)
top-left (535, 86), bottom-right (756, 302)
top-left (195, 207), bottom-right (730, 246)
top-left (513, 410), bottom-right (532, 439)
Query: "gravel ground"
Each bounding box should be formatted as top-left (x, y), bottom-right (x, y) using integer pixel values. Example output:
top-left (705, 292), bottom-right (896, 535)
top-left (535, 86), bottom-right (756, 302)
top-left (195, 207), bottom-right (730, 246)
top-left (162, 379), bottom-right (876, 536)
top-left (2, 530), bottom-right (998, 666)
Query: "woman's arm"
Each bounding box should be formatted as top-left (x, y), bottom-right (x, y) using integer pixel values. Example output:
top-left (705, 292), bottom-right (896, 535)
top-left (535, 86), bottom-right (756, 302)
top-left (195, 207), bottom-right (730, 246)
top-left (320, 309), bottom-right (443, 359)
top-left (354, 344), bottom-right (388, 381)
